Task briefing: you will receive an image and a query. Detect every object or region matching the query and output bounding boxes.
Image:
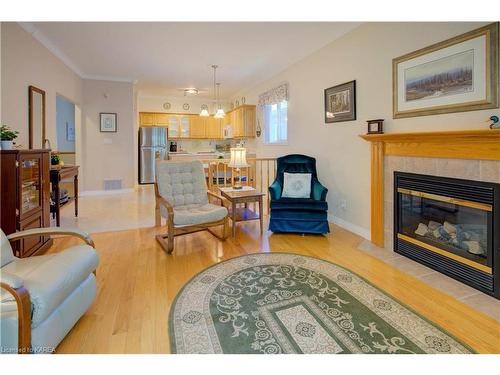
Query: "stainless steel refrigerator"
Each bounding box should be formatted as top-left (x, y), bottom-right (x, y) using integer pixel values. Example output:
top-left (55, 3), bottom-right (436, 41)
top-left (139, 127), bottom-right (168, 184)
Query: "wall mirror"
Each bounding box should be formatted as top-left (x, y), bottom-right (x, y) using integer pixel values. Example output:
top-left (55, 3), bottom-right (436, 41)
top-left (29, 85), bottom-right (46, 149)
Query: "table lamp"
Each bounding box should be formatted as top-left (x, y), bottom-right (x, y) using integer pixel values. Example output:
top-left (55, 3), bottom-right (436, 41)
top-left (228, 145), bottom-right (249, 190)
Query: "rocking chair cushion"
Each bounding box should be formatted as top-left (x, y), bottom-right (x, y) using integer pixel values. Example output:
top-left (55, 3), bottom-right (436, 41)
top-left (161, 203), bottom-right (228, 226)
top-left (156, 161), bottom-right (209, 207)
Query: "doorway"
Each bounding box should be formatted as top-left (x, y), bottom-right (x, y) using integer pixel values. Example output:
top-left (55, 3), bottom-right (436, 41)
top-left (55, 94), bottom-right (77, 198)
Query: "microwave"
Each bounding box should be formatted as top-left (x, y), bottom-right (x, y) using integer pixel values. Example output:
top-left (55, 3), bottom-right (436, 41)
top-left (223, 125), bottom-right (233, 139)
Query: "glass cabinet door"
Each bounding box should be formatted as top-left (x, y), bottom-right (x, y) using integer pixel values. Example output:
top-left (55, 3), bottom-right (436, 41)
top-left (20, 156), bottom-right (42, 217)
top-left (168, 116), bottom-right (179, 137)
top-left (180, 116), bottom-right (190, 137)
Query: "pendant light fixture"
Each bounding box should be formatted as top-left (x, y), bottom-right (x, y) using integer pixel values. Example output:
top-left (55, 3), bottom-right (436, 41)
top-left (214, 82), bottom-right (225, 118)
top-left (200, 65), bottom-right (225, 119)
top-left (199, 106), bottom-right (209, 117)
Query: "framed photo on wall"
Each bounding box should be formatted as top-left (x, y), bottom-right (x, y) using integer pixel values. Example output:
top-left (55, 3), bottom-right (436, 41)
top-left (100, 112), bottom-right (117, 132)
top-left (66, 122), bottom-right (75, 141)
top-left (393, 22), bottom-right (498, 119)
top-left (324, 80), bottom-right (356, 123)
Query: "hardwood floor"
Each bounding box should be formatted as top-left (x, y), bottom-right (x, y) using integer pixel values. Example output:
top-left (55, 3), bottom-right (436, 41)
top-left (51, 219), bottom-right (500, 354)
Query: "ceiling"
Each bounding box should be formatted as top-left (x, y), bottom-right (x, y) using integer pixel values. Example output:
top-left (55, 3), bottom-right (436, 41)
top-left (22, 22), bottom-right (360, 98)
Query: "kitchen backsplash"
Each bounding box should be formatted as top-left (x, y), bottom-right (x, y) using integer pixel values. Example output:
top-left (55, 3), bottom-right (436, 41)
top-left (172, 139), bottom-right (250, 153)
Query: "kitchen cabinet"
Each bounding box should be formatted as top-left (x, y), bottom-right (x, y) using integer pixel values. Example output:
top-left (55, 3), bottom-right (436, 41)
top-left (139, 112), bottom-right (168, 126)
top-left (137, 107), bottom-right (255, 139)
top-left (206, 117), bottom-right (222, 139)
top-left (244, 106), bottom-right (256, 137)
top-left (227, 105), bottom-right (256, 138)
top-left (155, 113), bottom-right (169, 125)
top-left (139, 112), bottom-right (155, 126)
top-left (190, 116), bottom-right (206, 138)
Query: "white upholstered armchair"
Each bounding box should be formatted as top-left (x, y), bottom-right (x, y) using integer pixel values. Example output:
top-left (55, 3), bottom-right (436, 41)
top-left (155, 160), bottom-right (229, 254)
top-left (0, 228), bottom-right (99, 354)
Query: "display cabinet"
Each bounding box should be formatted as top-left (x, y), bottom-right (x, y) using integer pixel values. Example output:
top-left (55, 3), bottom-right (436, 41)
top-left (0, 149), bottom-right (52, 257)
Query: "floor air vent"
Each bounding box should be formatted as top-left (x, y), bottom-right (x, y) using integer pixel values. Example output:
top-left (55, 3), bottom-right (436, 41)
top-left (104, 179), bottom-right (122, 191)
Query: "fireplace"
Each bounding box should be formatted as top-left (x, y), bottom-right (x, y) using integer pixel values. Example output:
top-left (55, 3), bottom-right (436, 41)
top-left (394, 172), bottom-right (499, 299)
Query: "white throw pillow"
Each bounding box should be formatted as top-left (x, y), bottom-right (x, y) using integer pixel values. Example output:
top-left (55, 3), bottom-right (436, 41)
top-left (281, 172), bottom-right (312, 198)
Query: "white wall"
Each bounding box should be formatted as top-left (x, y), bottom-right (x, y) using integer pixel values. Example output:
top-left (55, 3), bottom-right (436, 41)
top-left (232, 22), bottom-right (500, 238)
top-left (137, 95), bottom-right (230, 116)
top-left (1, 23), bottom-right (137, 194)
top-left (0, 22), bottom-right (2, 125)
top-left (82, 79), bottom-right (135, 192)
top-left (1, 22), bottom-right (83, 149)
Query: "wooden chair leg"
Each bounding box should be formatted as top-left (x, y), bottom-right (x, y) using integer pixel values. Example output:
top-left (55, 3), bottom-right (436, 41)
top-left (166, 219), bottom-right (175, 254)
top-left (156, 233), bottom-right (174, 254)
top-left (222, 216), bottom-right (229, 240)
top-left (167, 234), bottom-right (174, 254)
top-left (155, 207), bottom-right (161, 226)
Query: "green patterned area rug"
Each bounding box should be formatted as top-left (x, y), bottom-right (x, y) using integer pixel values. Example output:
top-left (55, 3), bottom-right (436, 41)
top-left (169, 253), bottom-right (474, 354)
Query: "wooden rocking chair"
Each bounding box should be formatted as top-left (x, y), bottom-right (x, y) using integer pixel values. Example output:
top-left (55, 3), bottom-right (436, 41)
top-left (154, 160), bottom-right (229, 254)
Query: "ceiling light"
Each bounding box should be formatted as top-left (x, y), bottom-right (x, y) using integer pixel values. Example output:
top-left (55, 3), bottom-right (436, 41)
top-left (200, 108), bottom-right (209, 117)
top-left (199, 104), bottom-right (209, 117)
top-left (184, 88), bottom-right (199, 96)
top-left (214, 109), bottom-right (225, 118)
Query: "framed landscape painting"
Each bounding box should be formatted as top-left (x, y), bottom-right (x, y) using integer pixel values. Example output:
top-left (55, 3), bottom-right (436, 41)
top-left (393, 22), bottom-right (498, 118)
top-left (325, 80), bottom-right (356, 123)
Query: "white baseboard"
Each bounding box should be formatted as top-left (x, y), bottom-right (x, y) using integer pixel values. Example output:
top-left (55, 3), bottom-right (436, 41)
top-left (79, 188), bottom-right (135, 197)
top-left (328, 214), bottom-right (370, 240)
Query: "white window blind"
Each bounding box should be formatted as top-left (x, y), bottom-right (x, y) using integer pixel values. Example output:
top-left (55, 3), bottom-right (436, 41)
top-left (259, 83), bottom-right (288, 144)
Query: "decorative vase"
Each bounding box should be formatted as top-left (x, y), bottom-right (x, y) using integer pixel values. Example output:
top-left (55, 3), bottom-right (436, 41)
top-left (0, 140), bottom-right (13, 150)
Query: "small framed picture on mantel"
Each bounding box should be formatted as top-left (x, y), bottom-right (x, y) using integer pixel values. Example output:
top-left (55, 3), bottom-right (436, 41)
top-left (100, 113), bottom-right (117, 132)
top-left (324, 80), bottom-right (356, 123)
top-left (367, 119), bottom-right (384, 134)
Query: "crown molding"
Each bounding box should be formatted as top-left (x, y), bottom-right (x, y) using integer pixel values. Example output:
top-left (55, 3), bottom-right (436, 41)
top-left (18, 22), bottom-right (135, 84)
top-left (82, 74), bottom-right (135, 83)
top-left (137, 93), bottom-right (230, 102)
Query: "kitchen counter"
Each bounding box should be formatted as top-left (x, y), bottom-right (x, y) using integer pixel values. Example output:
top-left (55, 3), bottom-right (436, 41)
top-left (168, 151), bottom-right (256, 161)
top-left (168, 152), bottom-right (221, 161)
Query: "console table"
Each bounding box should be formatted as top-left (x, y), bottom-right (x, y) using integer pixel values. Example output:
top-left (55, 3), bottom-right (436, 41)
top-left (50, 165), bottom-right (79, 226)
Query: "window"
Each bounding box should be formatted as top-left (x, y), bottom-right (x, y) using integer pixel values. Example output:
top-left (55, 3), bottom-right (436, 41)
top-left (259, 83), bottom-right (289, 145)
top-left (264, 100), bottom-right (288, 144)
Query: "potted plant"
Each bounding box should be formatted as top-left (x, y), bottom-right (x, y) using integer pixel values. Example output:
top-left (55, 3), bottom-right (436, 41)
top-left (0, 125), bottom-right (19, 150)
top-left (51, 153), bottom-right (61, 166)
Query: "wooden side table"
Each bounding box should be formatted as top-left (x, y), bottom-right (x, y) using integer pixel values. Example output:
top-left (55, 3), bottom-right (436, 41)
top-left (219, 188), bottom-right (266, 238)
top-left (50, 165), bottom-right (79, 226)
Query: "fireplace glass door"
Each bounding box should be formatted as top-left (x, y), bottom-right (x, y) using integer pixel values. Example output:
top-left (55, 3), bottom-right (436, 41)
top-left (397, 188), bottom-right (491, 273)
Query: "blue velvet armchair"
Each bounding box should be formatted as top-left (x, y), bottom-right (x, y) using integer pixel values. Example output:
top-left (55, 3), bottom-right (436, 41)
top-left (268, 154), bottom-right (329, 234)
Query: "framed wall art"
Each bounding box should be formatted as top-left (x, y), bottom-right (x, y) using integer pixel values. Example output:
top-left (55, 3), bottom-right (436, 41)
top-left (393, 22), bottom-right (498, 119)
top-left (66, 122), bottom-right (75, 141)
top-left (100, 112), bottom-right (117, 132)
top-left (324, 80), bottom-right (356, 123)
